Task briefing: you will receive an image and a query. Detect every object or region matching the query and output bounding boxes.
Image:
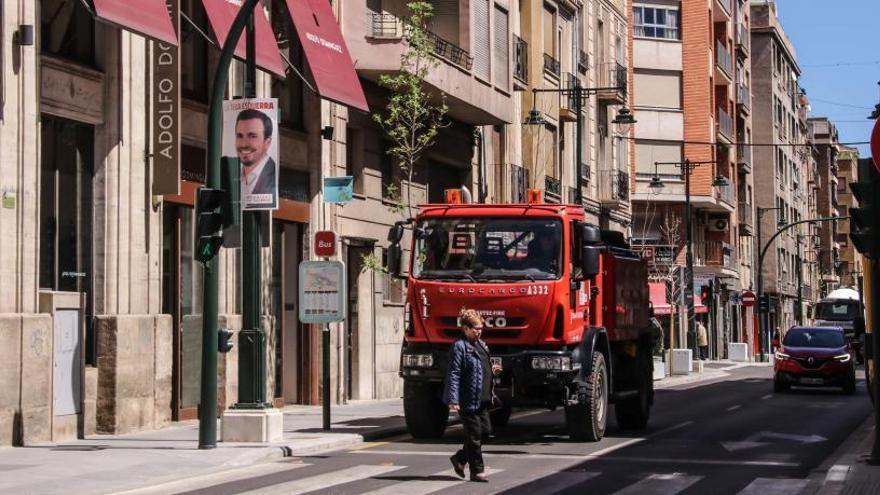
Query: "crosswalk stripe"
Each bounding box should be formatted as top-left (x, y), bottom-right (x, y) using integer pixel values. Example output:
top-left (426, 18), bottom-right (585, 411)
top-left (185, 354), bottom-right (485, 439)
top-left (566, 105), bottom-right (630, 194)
top-left (612, 473), bottom-right (701, 495)
top-left (237, 464), bottom-right (404, 495)
top-left (736, 477), bottom-right (808, 495)
top-left (360, 467), bottom-right (503, 495)
top-left (110, 461), bottom-right (310, 495)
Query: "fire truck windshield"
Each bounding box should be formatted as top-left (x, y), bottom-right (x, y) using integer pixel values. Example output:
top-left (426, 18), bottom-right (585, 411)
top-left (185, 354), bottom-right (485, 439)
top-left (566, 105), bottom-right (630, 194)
top-left (412, 218), bottom-right (563, 281)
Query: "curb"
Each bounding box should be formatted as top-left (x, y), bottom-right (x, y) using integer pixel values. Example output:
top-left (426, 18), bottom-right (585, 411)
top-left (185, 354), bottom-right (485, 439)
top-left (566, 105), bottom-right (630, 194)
top-left (800, 414), bottom-right (875, 495)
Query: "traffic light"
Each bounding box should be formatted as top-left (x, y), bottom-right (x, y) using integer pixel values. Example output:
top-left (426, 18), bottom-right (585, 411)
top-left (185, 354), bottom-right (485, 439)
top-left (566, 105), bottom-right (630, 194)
top-left (850, 159), bottom-right (880, 259)
top-left (758, 294), bottom-right (770, 313)
top-left (218, 328), bottom-right (234, 353)
top-left (700, 280), bottom-right (714, 304)
top-left (195, 187), bottom-right (227, 264)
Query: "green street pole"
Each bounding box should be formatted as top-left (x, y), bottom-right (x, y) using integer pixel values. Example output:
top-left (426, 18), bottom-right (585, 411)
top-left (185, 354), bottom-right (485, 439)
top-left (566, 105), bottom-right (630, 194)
top-left (198, 0), bottom-right (261, 449)
top-left (236, 1), bottom-right (268, 410)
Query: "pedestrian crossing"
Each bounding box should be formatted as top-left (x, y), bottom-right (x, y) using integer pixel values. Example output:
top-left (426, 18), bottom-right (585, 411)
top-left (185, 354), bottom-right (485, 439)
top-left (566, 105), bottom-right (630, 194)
top-left (182, 460), bottom-right (813, 495)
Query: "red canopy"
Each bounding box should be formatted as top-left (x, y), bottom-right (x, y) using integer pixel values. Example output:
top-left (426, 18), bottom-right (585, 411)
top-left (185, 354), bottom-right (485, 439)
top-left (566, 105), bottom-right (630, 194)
top-left (649, 282), bottom-right (708, 315)
top-left (92, 0), bottom-right (178, 46)
top-left (285, 0), bottom-right (369, 112)
top-left (201, 0), bottom-right (285, 77)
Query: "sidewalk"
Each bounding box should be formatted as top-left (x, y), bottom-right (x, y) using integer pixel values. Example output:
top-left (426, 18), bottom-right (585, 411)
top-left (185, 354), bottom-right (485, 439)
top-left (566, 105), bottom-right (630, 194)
top-left (805, 414), bottom-right (880, 495)
top-left (0, 363), bottom-right (756, 495)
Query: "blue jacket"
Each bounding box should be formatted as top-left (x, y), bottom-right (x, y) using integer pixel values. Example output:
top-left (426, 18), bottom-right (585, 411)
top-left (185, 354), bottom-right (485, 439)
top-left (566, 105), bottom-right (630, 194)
top-left (443, 338), bottom-right (489, 412)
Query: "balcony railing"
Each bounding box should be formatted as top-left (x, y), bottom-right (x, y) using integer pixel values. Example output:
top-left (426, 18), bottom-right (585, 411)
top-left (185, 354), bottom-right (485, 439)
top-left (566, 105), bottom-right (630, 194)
top-left (598, 62), bottom-right (627, 93)
top-left (545, 175), bottom-right (561, 202)
top-left (513, 35), bottom-right (528, 83)
top-left (564, 72), bottom-right (579, 110)
top-left (369, 13), bottom-right (403, 38)
top-left (578, 50), bottom-right (589, 74)
top-left (737, 143), bottom-right (752, 170)
top-left (598, 169), bottom-right (629, 203)
top-left (715, 41), bottom-right (733, 79)
top-left (716, 180), bottom-right (736, 207)
top-left (543, 53), bottom-right (560, 78)
top-left (736, 23), bottom-right (750, 53)
top-left (717, 107), bottom-right (734, 141)
top-left (736, 83), bottom-right (751, 112)
top-left (716, 0), bottom-right (733, 17)
top-left (424, 29), bottom-right (473, 69)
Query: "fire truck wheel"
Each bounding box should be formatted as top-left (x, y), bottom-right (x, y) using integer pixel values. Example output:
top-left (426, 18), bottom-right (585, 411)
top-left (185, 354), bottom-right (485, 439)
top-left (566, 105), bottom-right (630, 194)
top-left (615, 347), bottom-right (652, 430)
top-left (403, 381), bottom-right (449, 439)
top-left (565, 351), bottom-right (608, 442)
top-left (490, 406), bottom-right (512, 427)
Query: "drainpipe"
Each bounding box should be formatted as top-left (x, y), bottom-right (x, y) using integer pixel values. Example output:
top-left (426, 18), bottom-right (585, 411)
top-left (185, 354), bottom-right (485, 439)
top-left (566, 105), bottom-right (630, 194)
top-left (475, 127), bottom-right (487, 203)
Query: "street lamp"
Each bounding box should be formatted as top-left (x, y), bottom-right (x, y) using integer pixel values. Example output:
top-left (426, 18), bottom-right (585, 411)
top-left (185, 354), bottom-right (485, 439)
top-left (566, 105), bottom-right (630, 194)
top-left (754, 206), bottom-right (783, 360)
top-left (524, 78), bottom-right (634, 205)
top-left (652, 159), bottom-right (725, 358)
top-left (795, 233), bottom-right (821, 325)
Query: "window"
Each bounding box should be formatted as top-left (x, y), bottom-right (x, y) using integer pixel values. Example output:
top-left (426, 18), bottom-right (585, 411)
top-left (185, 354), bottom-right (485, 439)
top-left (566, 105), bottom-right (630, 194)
top-left (493, 6), bottom-right (510, 89)
top-left (633, 5), bottom-right (680, 40)
top-left (346, 128), bottom-right (364, 195)
top-left (634, 72), bottom-right (681, 108)
top-left (473, 0), bottom-right (491, 80)
top-left (272, 0), bottom-right (305, 130)
top-left (543, 4), bottom-right (556, 57)
top-left (635, 141), bottom-right (682, 176)
top-left (380, 140), bottom-right (395, 199)
top-left (382, 249), bottom-right (405, 304)
top-left (181, 0), bottom-right (209, 101)
top-left (41, 0), bottom-right (95, 65)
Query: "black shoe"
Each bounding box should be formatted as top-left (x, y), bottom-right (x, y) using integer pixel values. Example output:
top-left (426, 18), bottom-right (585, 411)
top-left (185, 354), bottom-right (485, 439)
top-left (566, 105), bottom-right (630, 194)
top-left (471, 472), bottom-right (489, 482)
top-left (450, 456), bottom-right (465, 479)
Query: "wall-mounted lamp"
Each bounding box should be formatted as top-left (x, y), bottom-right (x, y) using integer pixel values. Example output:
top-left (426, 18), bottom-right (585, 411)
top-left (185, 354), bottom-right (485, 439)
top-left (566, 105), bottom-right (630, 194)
top-left (321, 126), bottom-right (334, 140)
top-left (14, 25), bottom-right (34, 46)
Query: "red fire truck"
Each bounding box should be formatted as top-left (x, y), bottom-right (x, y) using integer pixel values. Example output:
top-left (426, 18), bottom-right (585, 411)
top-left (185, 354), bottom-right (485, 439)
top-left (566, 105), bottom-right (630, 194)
top-left (386, 202), bottom-right (658, 442)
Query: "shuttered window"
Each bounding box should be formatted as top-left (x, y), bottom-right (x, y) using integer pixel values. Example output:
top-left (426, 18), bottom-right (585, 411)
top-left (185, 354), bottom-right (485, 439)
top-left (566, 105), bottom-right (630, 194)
top-left (430, 0), bottom-right (459, 44)
top-left (473, 0), bottom-right (491, 80)
top-left (493, 6), bottom-right (509, 89)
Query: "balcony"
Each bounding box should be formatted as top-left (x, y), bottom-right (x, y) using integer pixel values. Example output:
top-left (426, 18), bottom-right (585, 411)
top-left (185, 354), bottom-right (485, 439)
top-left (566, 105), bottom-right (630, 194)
top-left (716, 180), bottom-right (736, 208)
top-left (544, 175), bottom-right (562, 203)
top-left (598, 169), bottom-right (629, 206)
top-left (715, 41), bottom-right (733, 83)
top-left (736, 23), bottom-right (750, 56)
top-left (737, 144), bottom-right (752, 173)
top-left (738, 202), bottom-right (753, 235)
top-left (513, 35), bottom-right (528, 86)
top-left (578, 50), bottom-right (589, 74)
top-left (352, 11), bottom-right (511, 125)
top-left (714, 0), bottom-right (733, 20)
top-left (736, 83), bottom-right (751, 115)
top-left (560, 72), bottom-right (580, 122)
top-left (716, 107), bottom-right (734, 143)
top-left (596, 62), bottom-right (627, 104)
top-left (543, 53), bottom-right (561, 79)
top-left (696, 241), bottom-right (735, 271)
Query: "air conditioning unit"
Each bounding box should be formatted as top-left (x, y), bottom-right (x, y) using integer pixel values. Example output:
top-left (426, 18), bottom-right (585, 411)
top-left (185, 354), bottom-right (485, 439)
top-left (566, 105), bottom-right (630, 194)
top-left (709, 218), bottom-right (729, 232)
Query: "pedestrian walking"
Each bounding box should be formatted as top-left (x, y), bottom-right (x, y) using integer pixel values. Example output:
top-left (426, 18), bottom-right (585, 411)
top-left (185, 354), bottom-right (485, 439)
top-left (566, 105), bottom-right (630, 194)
top-left (445, 308), bottom-right (502, 482)
top-left (697, 320), bottom-right (709, 360)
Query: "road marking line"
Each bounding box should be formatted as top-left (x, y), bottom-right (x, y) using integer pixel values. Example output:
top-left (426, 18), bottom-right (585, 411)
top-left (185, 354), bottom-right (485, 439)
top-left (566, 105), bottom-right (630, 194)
top-left (360, 467), bottom-right (503, 495)
top-left (825, 464), bottom-right (850, 482)
top-left (647, 421), bottom-right (695, 438)
top-left (726, 405), bottom-right (742, 412)
top-left (736, 477), bottom-right (808, 494)
top-left (379, 410), bottom-right (548, 443)
top-left (762, 394), bottom-right (773, 400)
top-left (349, 441), bottom-right (389, 451)
top-left (613, 473), bottom-right (702, 495)
top-left (109, 461), bottom-right (309, 495)
top-left (601, 456), bottom-right (799, 468)
top-left (237, 464), bottom-right (405, 495)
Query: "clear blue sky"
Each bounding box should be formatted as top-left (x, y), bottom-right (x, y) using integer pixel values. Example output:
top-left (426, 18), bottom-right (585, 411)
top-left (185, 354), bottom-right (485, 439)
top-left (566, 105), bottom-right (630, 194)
top-left (774, 0), bottom-right (879, 157)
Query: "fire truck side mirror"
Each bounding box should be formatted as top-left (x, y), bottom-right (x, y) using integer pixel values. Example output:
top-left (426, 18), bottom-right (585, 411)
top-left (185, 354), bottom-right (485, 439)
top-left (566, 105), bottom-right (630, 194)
top-left (581, 246), bottom-right (600, 279)
top-left (388, 243), bottom-right (403, 278)
top-left (388, 223), bottom-right (405, 243)
top-left (582, 224), bottom-right (601, 245)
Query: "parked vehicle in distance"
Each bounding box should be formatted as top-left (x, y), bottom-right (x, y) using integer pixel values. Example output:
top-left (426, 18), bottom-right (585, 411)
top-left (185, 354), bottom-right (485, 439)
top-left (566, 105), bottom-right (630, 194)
top-left (774, 326), bottom-right (856, 394)
top-left (813, 288), bottom-right (864, 363)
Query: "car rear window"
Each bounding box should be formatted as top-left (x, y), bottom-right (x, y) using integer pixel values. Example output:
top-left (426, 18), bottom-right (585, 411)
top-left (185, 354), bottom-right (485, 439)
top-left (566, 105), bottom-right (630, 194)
top-left (783, 328), bottom-right (845, 348)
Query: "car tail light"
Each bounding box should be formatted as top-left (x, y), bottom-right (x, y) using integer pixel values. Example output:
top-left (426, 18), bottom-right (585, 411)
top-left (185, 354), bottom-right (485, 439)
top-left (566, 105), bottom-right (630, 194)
top-left (834, 353), bottom-right (851, 363)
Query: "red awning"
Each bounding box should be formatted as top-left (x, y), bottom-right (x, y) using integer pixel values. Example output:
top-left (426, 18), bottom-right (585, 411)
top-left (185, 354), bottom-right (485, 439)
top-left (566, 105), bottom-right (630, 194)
top-left (201, 0), bottom-right (286, 77)
top-left (92, 0), bottom-right (178, 46)
top-left (649, 282), bottom-right (708, 316)
top-left (286, 0), bottom-right (369, 112)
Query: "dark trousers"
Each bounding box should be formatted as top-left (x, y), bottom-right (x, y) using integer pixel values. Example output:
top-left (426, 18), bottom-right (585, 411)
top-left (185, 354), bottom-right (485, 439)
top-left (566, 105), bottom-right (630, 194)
top-left (454, 407), bottom-right (491, 473)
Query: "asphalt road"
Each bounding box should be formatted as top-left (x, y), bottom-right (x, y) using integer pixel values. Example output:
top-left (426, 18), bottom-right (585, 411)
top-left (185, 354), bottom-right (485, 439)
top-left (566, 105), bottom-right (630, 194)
top-left (159, 366), bottom-right (872, 495)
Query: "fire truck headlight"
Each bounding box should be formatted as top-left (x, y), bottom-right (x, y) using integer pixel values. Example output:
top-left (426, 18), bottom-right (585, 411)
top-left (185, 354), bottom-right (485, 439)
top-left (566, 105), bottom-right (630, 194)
top-left (403, 354), bottom-right (434, 368)
top-left (532, 356), bottom-right (572, 371)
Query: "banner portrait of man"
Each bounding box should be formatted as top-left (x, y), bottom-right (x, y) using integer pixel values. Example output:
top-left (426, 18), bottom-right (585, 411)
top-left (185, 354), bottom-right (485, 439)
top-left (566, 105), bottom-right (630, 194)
top-left (223, 98), bottom-right (279, 210)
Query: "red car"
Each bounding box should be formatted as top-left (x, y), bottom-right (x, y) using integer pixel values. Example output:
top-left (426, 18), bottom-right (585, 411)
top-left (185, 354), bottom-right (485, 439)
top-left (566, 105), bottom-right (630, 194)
top-left (774, 326), bottom-right (856, 394)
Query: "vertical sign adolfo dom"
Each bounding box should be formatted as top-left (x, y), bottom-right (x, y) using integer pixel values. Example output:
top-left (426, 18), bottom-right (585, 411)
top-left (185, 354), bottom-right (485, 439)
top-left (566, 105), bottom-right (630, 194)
top-left (152, 0), bottom-right (180, 195)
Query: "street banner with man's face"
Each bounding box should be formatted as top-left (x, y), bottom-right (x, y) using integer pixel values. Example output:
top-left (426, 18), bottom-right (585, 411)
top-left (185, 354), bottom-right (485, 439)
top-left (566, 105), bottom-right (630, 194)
top-left (223, 98), bottom-right (279, 211)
